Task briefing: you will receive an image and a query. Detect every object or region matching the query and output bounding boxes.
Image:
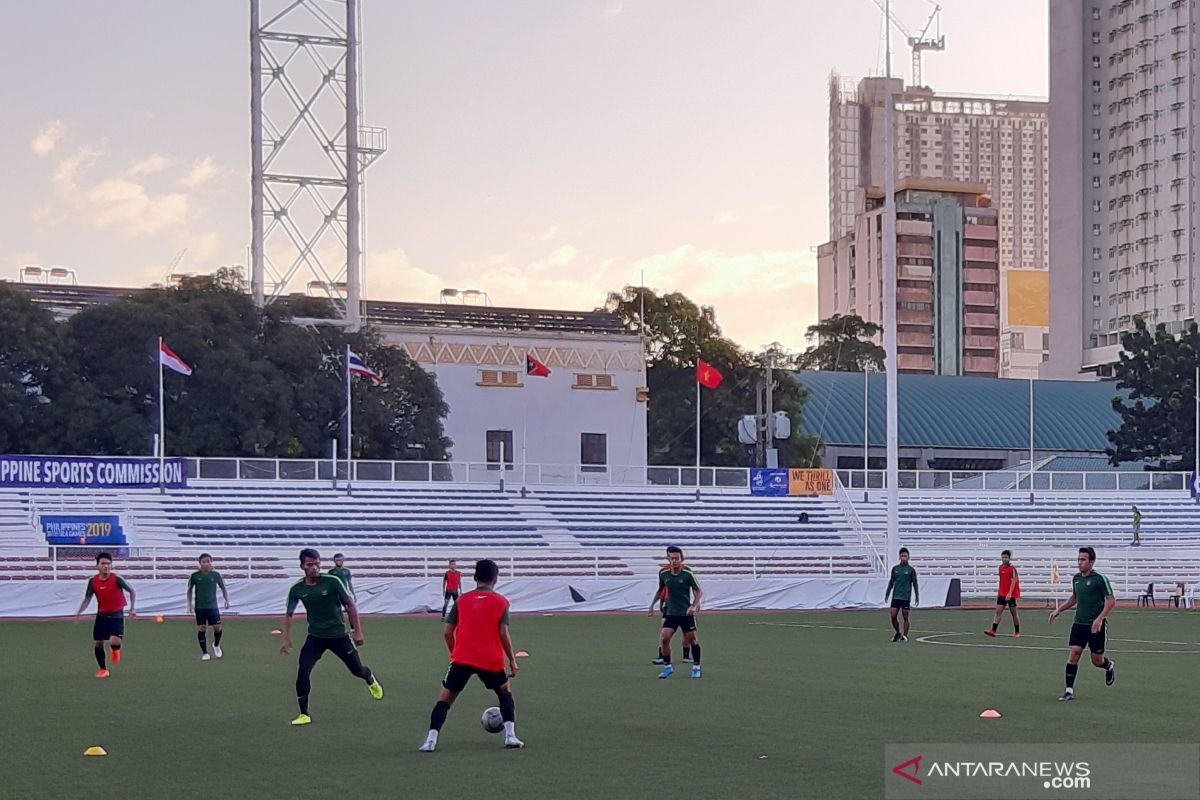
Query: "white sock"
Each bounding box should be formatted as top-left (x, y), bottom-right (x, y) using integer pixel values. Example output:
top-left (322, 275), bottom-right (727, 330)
top-left (503, 722), bottom-right (515, 737)
top-left (426, 729), bottom-right (439, 743)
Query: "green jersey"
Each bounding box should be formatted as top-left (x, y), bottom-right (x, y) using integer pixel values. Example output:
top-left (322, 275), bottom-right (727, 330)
top-left (1072, 571), bottom-right (1113, 625)
top-left (286, 575), bottom-right (351, 639)
top-left (328, 566), bottom-right (353, 591)
top-left (658, 568), bottom-right (700, 616)
top-left (887, 564), bottom-right (918, 602)
top-left (188, 570), bottom-right (225, 609)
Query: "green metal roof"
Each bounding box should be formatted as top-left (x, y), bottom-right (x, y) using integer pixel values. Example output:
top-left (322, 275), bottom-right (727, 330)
top-left (796, 371), bottom-right (1125, 452)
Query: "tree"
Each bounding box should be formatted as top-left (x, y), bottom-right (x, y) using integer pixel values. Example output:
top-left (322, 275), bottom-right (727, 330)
top-left (606, 287), bottom-right (821, 467)
top-left (0, 284), bottom-right (71, 453)
top-left (797, 314), bottom-right (885, 372)
top-left (1106, 316), bottom-right (1200, 469)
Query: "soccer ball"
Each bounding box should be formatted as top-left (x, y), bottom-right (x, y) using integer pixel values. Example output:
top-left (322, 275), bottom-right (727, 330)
top-left (481, 706), bottom-right (503, 734)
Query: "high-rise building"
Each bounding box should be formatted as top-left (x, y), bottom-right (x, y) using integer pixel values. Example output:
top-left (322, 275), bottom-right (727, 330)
top-left (818, 178), bottom-right (1000, 377)
top-left (828, 76), bottom-right (1049, 377)
top-left (1044, 0), bottom-right (1200, 379)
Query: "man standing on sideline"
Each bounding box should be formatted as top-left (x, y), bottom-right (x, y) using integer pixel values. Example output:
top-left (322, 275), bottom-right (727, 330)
top-left (328, 553), bottom-right (356, 601)
top-left (74, 552), bottom-right (136, 678)
top-left (419, 558), bottom-right (524, 752)
top-left (884, 548), bottom-right (919, 642)
top-left (187, 553), bottom-right (230, 660)
top-left (1130, 505), bottom-right (1142, 546)
top-left (442, 559), bottom-right (462, 619)
top-left (985, 549), bottom-right (1021, 638)
top-left (1049, 546), bottom-right (1116, 701)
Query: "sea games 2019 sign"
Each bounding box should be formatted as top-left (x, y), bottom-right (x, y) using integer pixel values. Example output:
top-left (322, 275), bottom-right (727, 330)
top-left (0, 455), bottom-right (188, 489)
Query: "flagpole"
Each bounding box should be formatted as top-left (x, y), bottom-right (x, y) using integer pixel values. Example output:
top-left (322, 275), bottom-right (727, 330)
top-left (158, 336), bottom-right (165, 494)
top-left (345, 343), bottom-right (353, 495)
top-left (695, 377), bottom-right (701, 477)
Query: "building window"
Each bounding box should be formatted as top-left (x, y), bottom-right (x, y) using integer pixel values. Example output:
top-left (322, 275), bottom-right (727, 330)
top-left (1011, 332), bottom-right (1025, 349)
top-left (1092, 80), bottom-right (1102, 93)
top-left (1092, 8), bottom-right (1101, 21)
top-left (1093, 224), bottom-right (1102, 236)
top-left (573, 373), bottom-right (616, 390)
top-left (478, 369), bottom-right (521, 387)
top-left (1092, 176), bottom-right (1102, 187)
top-left (486, 430), bottom-right (514, 470)
top-left (580, 433), bottom-right (607, 472)
top-left (1092, 31), bottom-right (1101, 43)
top-left (1093, 295), bottom-right (1102, 307)
top-left (1093, 271), bottom-right (1102, 283)
top-left (1092, 56), bottom-right (1101, 68)
top-left (1093, 247), bottom-right (1102, 260)
top-left (1092, 104), bottom-right (1102, 116)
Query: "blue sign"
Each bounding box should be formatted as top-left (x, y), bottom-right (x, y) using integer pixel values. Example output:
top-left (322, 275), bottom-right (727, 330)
top-left (750, 468), bottom-right (789, 497)
top-left (41, 515), bottom-right (126, 545)
top-left (0, 455), bottom-right (187, 489)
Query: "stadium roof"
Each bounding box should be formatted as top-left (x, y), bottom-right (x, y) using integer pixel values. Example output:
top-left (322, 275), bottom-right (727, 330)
top-left (796, 371), bottom-right (1125, 453)
top-left (4, 281), bottom-right (627, 336)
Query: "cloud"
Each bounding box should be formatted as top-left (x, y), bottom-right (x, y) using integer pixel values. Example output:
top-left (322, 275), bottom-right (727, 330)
top-left (602, 0), bottom-right (623, 16)
top-left (713, 210), bottom-right (738, 226)
top-left (83, 179), bottom-right (189, 238)
top-left (366, 247), bottom-right (444, 301)
top-left (181, 156), bottom-right (218, 189)
top-left (131, 155), bottom-right (170, 175)
top-left (31, 121), bottom-right (66, 156)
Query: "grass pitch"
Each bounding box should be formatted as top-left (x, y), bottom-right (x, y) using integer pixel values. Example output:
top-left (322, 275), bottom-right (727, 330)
top-left (5, 607), bottom-right (1199, 799)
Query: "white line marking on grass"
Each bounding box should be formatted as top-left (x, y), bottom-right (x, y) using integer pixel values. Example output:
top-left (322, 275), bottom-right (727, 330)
top-left (915, 631), bottom-right (1200, 655)
top-left (749, 622), bottom-right (1200, 648)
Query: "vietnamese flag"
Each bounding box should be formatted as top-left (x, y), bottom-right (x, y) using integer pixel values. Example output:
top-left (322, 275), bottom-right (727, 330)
top-left (526, 354), bottom-right (551, 377)
top-left (696, 359), bottom-right (723, 389)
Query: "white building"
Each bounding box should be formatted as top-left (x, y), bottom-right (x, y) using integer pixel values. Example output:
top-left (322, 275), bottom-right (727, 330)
top-left (373, 302), bottom-right (648, 472)
top-left (829, 76), bottom-right (1050, 377)
top-left (1045, 0), bottom-right (1200, 378)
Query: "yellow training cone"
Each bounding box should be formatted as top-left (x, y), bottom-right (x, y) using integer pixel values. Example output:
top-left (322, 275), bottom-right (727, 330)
top-left (84, 746), bottom-right (107, 757)
top-left (979, 709), bottom-right (1002, 719)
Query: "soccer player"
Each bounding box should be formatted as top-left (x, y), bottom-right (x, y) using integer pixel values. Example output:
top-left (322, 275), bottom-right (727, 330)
top-left (441, 559), bottom-right (461, 619)
top-left (187, 553), bottom-right (230, 660)
top-left (1048, 546), bottom-right (1116, 702)
top-left (985, 549), bottom-right (1021, 638)
top-left (73, 552), bottom-right (136, 678)
top-left (280, 548), bottom-right (383, 725)
top-left (419, 558), bottom-right (524, 752)
top-left (884, 547), bottom-right (919, 642)
top-left (647, 546), bottom-right (702, 679)
top-left (652, 552), bottom-right (692, 665)
top-left (328, 553), bottom-right (356, 601)
top-left (1130, 505), bottom-right (1142, 546)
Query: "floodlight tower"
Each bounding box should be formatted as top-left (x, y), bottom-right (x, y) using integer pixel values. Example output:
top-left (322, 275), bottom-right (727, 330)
top-left (250, 0), bottom-right (387, 329)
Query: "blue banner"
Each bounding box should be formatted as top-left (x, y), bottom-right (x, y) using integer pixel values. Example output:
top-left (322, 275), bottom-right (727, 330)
top-left (41, 515), bottom-right (126, 545)
top-left (0, 455), bottom-right (187, 489)
top-left (750, 467), bottom-right (789, 496)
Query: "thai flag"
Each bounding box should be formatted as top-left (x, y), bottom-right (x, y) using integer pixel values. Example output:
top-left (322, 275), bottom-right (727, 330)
top-left (348, 350), bottom-right (383, 384)
top-left (159, 341), bottom-right (192, 376)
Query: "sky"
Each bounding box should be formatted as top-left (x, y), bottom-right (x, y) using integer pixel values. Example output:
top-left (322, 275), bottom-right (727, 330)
top-left (0, 0), bottom-right (1047, 352)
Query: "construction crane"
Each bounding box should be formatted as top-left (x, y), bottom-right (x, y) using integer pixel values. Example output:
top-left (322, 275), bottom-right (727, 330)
top-left (868, 1), bottom-right (945, 88)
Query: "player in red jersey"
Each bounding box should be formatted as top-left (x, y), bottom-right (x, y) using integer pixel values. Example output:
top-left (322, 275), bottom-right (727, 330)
top-left (419, 559), bottom-right (523, 752)
top-left (73, 552), bottom-right (136, 678)
top-left (985, 549), bottom-right (1021, 638)
top-left (441, 559), bottom-right (462, 619)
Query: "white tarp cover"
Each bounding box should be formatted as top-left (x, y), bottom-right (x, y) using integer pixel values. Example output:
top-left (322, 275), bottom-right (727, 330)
top-left (0, 576), bottom-right (955, 618)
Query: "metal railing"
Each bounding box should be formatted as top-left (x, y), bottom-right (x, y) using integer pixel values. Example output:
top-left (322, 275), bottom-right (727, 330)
top-left (837, 469), bottom-right (1192, 492)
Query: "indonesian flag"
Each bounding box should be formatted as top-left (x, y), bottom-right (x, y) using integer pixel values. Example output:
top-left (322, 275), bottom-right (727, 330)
top-left (159, 341), bottom-right (192, 376)
top-left (348, 350), bottom-right (383, 384)
top-left (696, 359), bottom-right (723, 390)
top-left (526, 354), bottom-right (551, 377)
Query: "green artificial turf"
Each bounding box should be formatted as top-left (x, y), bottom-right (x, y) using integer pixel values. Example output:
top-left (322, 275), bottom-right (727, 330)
top-left (5, 608), bottom-right (1198, 799)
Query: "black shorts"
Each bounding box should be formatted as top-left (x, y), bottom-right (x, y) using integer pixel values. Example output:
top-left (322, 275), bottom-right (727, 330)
top-left (444, 590), bottom-right (460, 600)
top-left (442, 662), bottom-right (508, 693)
top-left (303, 634), bottom-right (359, 660)
top-left (890, 598), bottom-right (911, 610)
top-left (662, 614), bottom-right (697, 632)
top-left (996, 596), bottom-right (1018, 608)
top-left (1069, 621), bottom-right (1107, 653)
top-left (93, 615), bottom-right (124, 641)
top-left (194, 608), bottom-right (222, 626)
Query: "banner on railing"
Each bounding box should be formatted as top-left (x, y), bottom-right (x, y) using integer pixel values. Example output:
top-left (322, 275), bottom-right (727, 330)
top-left (788, 468), bottom-right (834, 496)
top-left (41, 515), bottom-right (126, 545)
top-left (0, 455), bottom-right (187, 489)
top-left (750, 468), bottom-right (789, 496)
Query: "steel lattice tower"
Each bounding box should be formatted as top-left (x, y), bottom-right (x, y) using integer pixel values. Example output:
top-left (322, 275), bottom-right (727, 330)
top-left (250, 0), bottom-right (386, 329)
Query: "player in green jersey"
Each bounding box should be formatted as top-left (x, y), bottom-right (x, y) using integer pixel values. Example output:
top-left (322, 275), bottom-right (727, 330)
top-left (1049, 546), bottom-right (1116, 701)
top-left (647, 546), bottom-right (703, 679)
top-left (280, 548), bottom-right (383, 725)
top-left (328, 553), bottom-right (356, 602)
top-left (884, 548), bottom-right (919, 642)
top-left (187, 553), bottom-right (230, 661)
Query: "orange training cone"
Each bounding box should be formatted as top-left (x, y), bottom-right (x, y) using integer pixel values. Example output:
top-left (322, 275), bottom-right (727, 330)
top-left (979, 709), bottom-right (1002, 719)
top-left (155, 613), bottom-right (164, 623)
top-left (84, 746), bottom-right (108, 757)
